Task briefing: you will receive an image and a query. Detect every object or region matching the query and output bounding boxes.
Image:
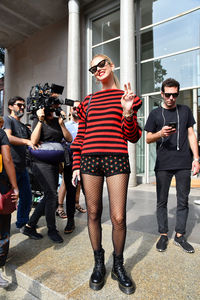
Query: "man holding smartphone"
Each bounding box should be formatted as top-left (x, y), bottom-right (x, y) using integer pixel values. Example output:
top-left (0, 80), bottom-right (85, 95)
top-left (144, 78), bottom-right (199, 253)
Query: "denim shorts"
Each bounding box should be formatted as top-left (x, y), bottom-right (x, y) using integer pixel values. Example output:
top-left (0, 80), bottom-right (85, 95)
top-left (80, 155), bottom-right (130, 177)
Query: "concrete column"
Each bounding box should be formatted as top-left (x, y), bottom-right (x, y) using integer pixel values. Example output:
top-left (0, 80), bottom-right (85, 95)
top-left (3, 49), bottom-right (10, 115)
top-left (67, 0), bottom-right (80, 101)
top-left (120, 0), bottom-right (137, 186)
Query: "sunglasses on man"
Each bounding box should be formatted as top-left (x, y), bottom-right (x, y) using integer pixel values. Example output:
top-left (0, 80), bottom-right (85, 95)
top-left (164, 93), bottom-right (179, 98)
top-left (14, 103), bottom-right (26, 109)
top-left (89, 59), bottom-right (108, 74)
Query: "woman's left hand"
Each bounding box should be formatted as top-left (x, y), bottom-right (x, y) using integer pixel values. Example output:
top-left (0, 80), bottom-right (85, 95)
top-left (121, 82), bottom-right (142, 115)
top-left (121, 83), bottom-right (135, 114)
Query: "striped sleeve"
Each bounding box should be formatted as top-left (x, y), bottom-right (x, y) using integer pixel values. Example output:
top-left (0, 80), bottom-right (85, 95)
top-left (122, 111), bottom-right (142, 143)
top-left (71, 99), bottom-right (88, 170)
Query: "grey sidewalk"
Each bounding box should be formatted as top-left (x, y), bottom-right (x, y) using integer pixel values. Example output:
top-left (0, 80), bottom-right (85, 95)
top-left (1, 183), bottom-right (200, 299)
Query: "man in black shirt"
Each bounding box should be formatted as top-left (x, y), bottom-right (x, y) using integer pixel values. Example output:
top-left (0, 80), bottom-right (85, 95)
top-left (144, 78), bottom-right (199, 253)
top-left (4, 96), bottom-right (34, 230)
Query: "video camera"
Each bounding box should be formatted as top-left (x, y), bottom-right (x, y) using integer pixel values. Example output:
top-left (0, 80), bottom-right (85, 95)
top-left (27, 83), bottom-right (76, 118)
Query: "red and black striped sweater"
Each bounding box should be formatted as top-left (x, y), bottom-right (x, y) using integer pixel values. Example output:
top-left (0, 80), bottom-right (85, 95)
top-left (71, 89), bottom-right (142, 170)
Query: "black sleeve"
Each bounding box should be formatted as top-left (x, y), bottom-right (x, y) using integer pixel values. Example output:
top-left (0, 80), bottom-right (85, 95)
top-left (186, 106), bottom-right (195, 128)
top-left (3, 116), bottom-right (12, 131)
top-left (144, 110), bottom-right (157, 133)
top-left (0, 129), bottom-right (9, 146)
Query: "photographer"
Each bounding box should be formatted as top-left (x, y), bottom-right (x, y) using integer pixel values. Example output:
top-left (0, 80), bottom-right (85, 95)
top-left (23, 99), bottom-right (72, 243)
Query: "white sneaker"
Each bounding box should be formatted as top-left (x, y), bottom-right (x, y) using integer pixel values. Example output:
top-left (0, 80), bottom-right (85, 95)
top-left (194, 199), bottom-right (200, 205)
top-left (0, 272), bottom-right (9, 288)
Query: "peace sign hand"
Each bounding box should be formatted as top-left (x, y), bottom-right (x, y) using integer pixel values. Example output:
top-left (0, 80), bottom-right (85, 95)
top-left (121, 82), bottom-right (142, 115)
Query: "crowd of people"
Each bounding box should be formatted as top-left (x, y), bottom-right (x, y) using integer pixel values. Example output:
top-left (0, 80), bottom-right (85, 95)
top-left (0, 53), bottom-right (199, 294)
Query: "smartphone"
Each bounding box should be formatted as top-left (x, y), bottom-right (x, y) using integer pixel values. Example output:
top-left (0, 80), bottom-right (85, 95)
top-left (75, 176), bottom-right (78, 186)
top-left (167, 122), bottom-right (177, 129)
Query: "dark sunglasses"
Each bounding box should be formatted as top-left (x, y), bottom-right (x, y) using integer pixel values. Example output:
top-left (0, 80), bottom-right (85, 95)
top-left (89, 59), bottom-right (108, 74)
top-left (14, 103), bottom-right (26, 109)
top-left (164, 93), bottom-right (179, 98)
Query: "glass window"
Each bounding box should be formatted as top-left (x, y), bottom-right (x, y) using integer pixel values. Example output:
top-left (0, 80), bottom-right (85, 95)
top-left (0, 90), bottom-right (3, 115)
top-left (92, 10), bottom-right (120, 45)
top-left (91, 9), bottom-right (120, 92)
top-left (92, 39), bottom-right (120, 68)
top-left (136, 117), bottom-right (145, 174)
top-left (92, 40), bottom-right (120, 91)
top-left (141, 10), bottom-right (200, 60)
top-left (141, 49), bottom-right (200, 94)
top-left (140, 0), bottom-right (200, 28)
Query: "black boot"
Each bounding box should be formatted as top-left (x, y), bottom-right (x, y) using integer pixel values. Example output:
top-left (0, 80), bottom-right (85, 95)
top-left (111, 252), bottom-right (135, 295)
top-left (89, 248), bottom-right (106, 291)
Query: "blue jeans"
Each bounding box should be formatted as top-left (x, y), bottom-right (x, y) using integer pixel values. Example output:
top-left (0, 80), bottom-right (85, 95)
top-left (155, 169), bottom-right (191, 235)
top-left (16, 169), bottom-right (32, 228)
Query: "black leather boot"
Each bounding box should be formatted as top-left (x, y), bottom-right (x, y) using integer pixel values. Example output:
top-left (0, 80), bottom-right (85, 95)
top-left (111, 252), bottom-right (135, 295)
top-left (89, 248), bottom-right (106, 291)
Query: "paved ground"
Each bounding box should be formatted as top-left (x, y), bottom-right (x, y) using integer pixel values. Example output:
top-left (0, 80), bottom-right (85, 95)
top-left (0, 183), bottom-right (200, 299)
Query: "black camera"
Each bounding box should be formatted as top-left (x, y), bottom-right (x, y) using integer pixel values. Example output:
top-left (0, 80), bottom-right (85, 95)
top-left (27, 83), bottom-right (77, 118)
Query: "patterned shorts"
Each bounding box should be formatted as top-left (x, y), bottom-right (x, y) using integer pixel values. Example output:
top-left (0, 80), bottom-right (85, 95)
top-left (80, 155), bottom-right (130, 177)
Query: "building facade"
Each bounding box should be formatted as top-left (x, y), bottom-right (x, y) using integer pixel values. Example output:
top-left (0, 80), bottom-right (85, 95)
top-left (1, 0), bottom-right (200, 185)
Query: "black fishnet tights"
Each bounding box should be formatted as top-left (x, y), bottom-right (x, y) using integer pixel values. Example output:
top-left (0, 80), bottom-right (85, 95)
top-left (82, 173), bottom-right (129, 256)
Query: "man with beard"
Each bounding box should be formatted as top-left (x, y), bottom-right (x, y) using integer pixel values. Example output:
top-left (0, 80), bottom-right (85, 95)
top-left (3, 96), bottom-right (34, 230)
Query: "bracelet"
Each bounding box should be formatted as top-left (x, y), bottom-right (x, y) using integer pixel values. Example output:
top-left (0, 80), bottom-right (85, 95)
top-left (122, 110), bottom-right (134, 118)
top-left (193, 158), bottom-right (199, 162)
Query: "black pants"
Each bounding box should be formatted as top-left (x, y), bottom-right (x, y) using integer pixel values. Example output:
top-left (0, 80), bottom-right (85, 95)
top-left (63, 164), bottom-right (76, 219)
top-left (28, 162), bottom-right (59, 234)
top-left (155, 169), bottom-right (191, 235)
top-left (0, 214), bottom-right (11, 267)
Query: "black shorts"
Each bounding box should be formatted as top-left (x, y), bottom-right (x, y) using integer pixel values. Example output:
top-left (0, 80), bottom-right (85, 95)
top-left (80, 155), bottom-right (130, 177)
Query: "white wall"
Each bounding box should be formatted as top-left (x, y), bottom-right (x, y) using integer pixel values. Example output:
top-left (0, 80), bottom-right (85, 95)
top-left (4, 18), bottom-right (68, 113)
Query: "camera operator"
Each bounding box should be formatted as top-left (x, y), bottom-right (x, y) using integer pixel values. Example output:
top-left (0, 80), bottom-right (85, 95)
top-left (23, 97), bottom-right (72, 243)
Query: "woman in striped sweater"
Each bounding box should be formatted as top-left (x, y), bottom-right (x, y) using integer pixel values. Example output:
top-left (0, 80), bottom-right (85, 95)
top-left (71, 54), bottom-right (142, 294)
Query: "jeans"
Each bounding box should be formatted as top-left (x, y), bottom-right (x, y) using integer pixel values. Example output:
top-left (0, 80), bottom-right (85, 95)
top-left (28, 162), bottom-right (59, 234)
top-left (0, 214), bottom-right (11, 267)
top-left (63, 164), bottom-right (76, 219)
top-left (156, 169), bottom-right (191, 235)
top-left (16, 169), bottom-right (32, 228)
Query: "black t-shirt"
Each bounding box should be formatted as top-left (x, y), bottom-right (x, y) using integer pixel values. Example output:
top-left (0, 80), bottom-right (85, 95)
top-left (144, 105), bottom-right (195, 171)
top-left (0, 129), bottom-right (10, 191)
top-left (31, 117), bottom-right (64, 164)
top-left (32, 117), bottom-right (64, 142)
top-left (3, 116), bottom-right (31, 171)
top-left (0, 128), bottom-right (9, 147)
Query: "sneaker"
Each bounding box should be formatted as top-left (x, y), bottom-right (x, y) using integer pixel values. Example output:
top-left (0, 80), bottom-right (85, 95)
top-left (23, 225), bottom-right (43, 240)
top-left (64, 218), bottom-right (75, 234)
top-left (48, 230), bottom-right (63, 243)
top-left (156, 235), bottom-right (168, 252)
top-left (0, 273), bottom-right (9, 288)
top-left (19, 226), bottom-right (25, 234)
top-left (194, 199), bottom-right (200, 205)
top-left (174, 235), bottom-right (195, 253)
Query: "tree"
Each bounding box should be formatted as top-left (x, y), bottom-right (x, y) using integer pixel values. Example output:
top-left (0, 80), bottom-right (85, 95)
top-left (154, 59), bottom-right (167, 91)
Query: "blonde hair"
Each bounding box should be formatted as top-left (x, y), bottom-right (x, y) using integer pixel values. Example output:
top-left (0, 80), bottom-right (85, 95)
top-left (91, 54), bottom-right (120, 89)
